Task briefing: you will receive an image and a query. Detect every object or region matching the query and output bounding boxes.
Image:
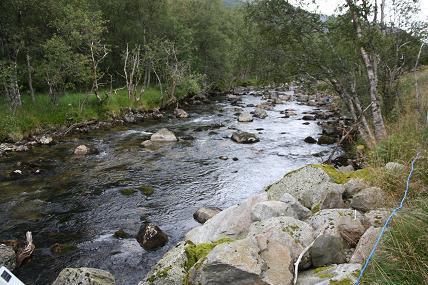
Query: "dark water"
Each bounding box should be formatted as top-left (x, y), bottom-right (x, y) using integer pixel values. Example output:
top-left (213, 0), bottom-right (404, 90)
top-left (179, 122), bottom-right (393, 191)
top-left (0, 94), bottom-right (337, 285)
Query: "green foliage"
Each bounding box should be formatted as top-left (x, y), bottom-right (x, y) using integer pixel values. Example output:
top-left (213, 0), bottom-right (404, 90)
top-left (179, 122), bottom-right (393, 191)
top-left (184, 238), bottom-right (232, 271)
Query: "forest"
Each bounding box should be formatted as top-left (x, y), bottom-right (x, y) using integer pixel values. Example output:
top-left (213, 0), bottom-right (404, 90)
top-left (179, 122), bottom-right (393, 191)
top-left (0, 0), bottom-right (427, 284)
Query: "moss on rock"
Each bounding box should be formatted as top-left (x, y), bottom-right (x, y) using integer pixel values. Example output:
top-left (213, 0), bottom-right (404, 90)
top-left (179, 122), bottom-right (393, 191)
top-left (312, 164), bottom-right (371, 184)
top-left (139, 185), bottom-right (155, 196)
top-left (120, 188), bottom-right (137, 196)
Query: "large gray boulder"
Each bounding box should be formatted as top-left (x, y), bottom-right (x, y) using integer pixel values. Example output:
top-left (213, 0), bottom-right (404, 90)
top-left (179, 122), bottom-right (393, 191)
top-left (310, 235), bottom-right (347, 267)
top-left (139, 242), bottom-right (187, 285)
top-left (0, 244), bottom-right (16, 269)
top-left (343, 178), bottom-right (368, 199)
top-left (151, 128), bottom-right (178, 142)
top-left (189, 237), bottom-right (293, 285)
top-left (251, 195), bottom-right (310, 222)
top-left (296, 263), bottom-right (361, 285)
top-left (52, 267), bottom-right (115, 285)
top-left (350, 187), bottom-right (386, 212)
top-left (247, 216), bottom-right (315, 268)
top-left (279, 193), bottom-right (311, 220)
top-left (185, 193), bottom-right (268, 244)
top-left (350, 226), bottom-right (381, 264)
top-left (267, 165), bottom-right (345, 212)
top-left (238, 112), bottom-right (254, 122)
top-left (364, 209), bottom-right (389, 228)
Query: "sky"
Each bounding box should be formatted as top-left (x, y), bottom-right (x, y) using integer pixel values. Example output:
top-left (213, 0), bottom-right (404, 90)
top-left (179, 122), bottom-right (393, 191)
top-left (289, 0), bottom-right (428, 22)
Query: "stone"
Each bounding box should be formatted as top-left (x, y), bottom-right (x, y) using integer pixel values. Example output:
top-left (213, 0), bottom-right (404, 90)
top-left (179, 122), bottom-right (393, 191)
top-left (124, 112), bottom-right (136, 123)
top-left (193, 207), bottom-right (222, 224)
top-left (52, 267), bottom-right (115, 285)
top-left (253, 108), bottom-right (268, 119)
top-left (350, 187), bottom-right (386, 212)
top-left (38, 135), bottom-right (53, 145)
top-left (385, 162), bottom-right (405, 172)
top-left (151, 128), bottom-right (177, 142)
top-left (141, 140), bottom-right (154, 148)
top-left (74, 145), bottom-right (90, 155)
top-left (185, 193), bottom-right (268, 244)
top-left (174, 108), bottom-right (189, 119)
top-left (364, 209), bottom-right (389, 228)
top-left (304, 136), bottom-right (317, 144)
top-left (137, 223), bottom-right (169, 251)
top-left (238, 112), bottom-right (254, 122)
top-left (140, 242), bottom-right (187, 285)
top-left (0, 244), bottom-right (16, 269)
top-left (279, 193), bottom-right (311, 220)
top-left (267, 165), bottom-right (345, 211)
top-left (343, 179), bottom-right (368, 199)
top-left (338, 165), bottom-right (354, 173)
top-left (350, 226), bottom-right (381, 263)
top-left (317, 135), bottom-right (336, 145)
top-left (311, 234), bottom-right (347, 267)
top-left (297, 263), bottom-right (361, 285)
top-left (338, 222), bottom-right (366, 247)
top-left (190, 237), bottom-right (293, 285)
top-left (231, 132), bottom-right (260, 144)
top-left (247, 216), bottom-right (315, 268)
top-left (251, 201), bottom-right (296, 222)
top-left (302, 115), bottom-right (316, 121)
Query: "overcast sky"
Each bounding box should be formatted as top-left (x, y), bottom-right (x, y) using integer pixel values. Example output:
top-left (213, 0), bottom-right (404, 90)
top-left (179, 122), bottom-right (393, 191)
top-left (289, 0), bottom-right (428, 22)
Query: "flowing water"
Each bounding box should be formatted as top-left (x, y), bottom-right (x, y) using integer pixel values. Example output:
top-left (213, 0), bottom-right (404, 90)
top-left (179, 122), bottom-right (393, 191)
top-left (0, 94), bottom-right (338, 285)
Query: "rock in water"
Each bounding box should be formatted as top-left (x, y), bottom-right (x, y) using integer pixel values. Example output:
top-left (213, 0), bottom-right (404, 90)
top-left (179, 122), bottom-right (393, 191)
top-left (151, 128), bottom-right (178, 142)
top-left (38, 135), bottom-right (53, 145)
top-left (304, 136), bottom-right (317, 144)
top-left (74, 145), bottom-right (90, 155)
top-left (52, 267), bottom-right (115, 285)
top-left (193, 207), bottom-right (222, 224)
top-left (302, 115), bottom-right (316, 121)
top-left (174, 108), bottom-right (189, 119)
top-left (238, 112), bottom-right (254, 122)
top-left (317, 135), bottom-right (336, 145)
top-left (137, 223), bottom-right (169, 251)
top-left (231, 132), bottom-right (260, 144)
top-left (253, 108), bottom-right (268, 119)
top-left (0, 244), bottom-right (16, 269)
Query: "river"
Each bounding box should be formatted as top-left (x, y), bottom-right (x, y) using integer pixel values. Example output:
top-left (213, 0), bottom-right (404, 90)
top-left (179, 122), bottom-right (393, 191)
top-left (0, 93), bottom-right (337, 284)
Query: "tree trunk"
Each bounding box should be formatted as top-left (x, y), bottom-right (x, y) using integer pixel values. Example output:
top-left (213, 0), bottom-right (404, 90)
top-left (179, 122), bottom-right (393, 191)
top-left (26, 52), bottom-right (35, 102)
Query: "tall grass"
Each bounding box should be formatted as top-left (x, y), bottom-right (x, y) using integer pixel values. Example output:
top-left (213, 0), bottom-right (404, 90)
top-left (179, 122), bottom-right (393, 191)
top-left (361, 67), bottom-right (428, 284)
top-left (0, 88), bottom-right (162, 141)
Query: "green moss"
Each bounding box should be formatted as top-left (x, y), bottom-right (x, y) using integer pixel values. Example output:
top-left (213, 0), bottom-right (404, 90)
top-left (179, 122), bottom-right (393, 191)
top-left (330, 278), bottom-right (354, 285)
top-left (318, 273), bottom-right (335, 279)
top-left (312, 164), bottom-right (371, 184)
top-left (50, 243), bottom-right (77, 254)
top-left (311, 203), bottom-right (321, 214)
top-left (313, 265), bottom-right (335, 274)
top-left (147, 266), bottom-right (172, 283)
top-left (139, 185), bottom-right (155, 196)
top-left (113, 229), bottom-right (129, 239)
top-left (120, 188), bottom-right (137, 196)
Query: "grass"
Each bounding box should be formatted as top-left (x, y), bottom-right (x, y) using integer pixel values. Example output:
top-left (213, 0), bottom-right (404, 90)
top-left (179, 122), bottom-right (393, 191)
top-left (0, 87), bottom-right (163, 142)
top-left (360, 66), bottom-right (428, 284)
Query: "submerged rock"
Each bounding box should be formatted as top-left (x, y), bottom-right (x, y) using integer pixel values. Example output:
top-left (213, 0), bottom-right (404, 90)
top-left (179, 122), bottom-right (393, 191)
top-left (193, 207), bottom-right (222, 224)
top-left (0, 244), bottom-right (16, 269)
top-left (137, 223), bottom-right (169, 251)
top-left (231, 132), bottom-right (260, 144)
top-left (52, 267), bottom-right (115, 285)
top-left (151, 128), bottom-right (178, 142)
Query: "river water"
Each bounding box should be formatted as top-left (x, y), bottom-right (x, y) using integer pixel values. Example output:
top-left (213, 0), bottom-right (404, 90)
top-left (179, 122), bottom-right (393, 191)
top-left (0, 94), bottom-right (336, 284)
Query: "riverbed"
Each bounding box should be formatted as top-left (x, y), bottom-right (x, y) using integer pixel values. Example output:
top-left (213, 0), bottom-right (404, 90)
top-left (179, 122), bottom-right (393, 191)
top-left (0, 94), bottom-right (337, 284)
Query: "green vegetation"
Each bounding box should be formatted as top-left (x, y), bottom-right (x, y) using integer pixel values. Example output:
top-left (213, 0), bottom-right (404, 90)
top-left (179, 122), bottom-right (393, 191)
top-left (139, 186), bottom-right (155, 197)
top-left (312, 164), bottom-right (372, 184)
top-left (147, 266), bottom-right (172, 283)
top-left (120, 188), bottom-right (137, 196)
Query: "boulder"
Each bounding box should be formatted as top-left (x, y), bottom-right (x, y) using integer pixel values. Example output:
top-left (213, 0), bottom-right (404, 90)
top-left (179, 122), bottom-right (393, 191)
top-left (247, 216), bottom-right (315, 268)
top-left (238, 112), bottom-right (254, 122)
top-left (151, 128), bottom-right (178, 142)
top-left (350, 226), bottom-right (381, 263)
top-left (279, 193), bottom-right (311, 220)
top-left (137, 223), bottom-right (169, 251)
top-left (0, 244), bottom-right (16, 269)
top-left (231, 132), bottom-right (260, 144)
top-left (267, 165), bottom-right (345, 211)
top-left (296, 263), bottom-right (361, 285)
top-left (189, 237), bottom-right (293, 285)
top-left (317, 135), bottom-right (336, 145)
top-left (311, 235), bottom-right (347, 267)
top-left (385, 162), bottom-right (405, 172)
top-left (141, 140), bottom-right (155, 148)
top-left (302, 115), bottom-right (316, 121)
top-left (193, 207), bottom-right (222, 224)
top-left (38, 135), bottom-right (53, 145)
top-left (364, 209), bottom-right (389, 228)
top-left (304, 136), bottom-right (317, 144)
top-left (52, 267), bottom-right (115, 285)
top-left (140, 242), bottom-right (187, 285)
top-left (174, 108), bottom-right (189, 119)
top-left (185, 193), bottom-right (268, 244)
top-left (123, 112), bottom-right (136, 123)
top-left (343, 179), bottom-right (368, 199)
top-left (251, 201), bottom-right (296, 222)
top-left (74, 145), bottom-right (90, 155)
top-left (253, 108), bottom-right (268, 119)
top-left (350, 187), bottom-right (386, 212)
